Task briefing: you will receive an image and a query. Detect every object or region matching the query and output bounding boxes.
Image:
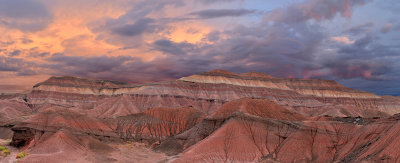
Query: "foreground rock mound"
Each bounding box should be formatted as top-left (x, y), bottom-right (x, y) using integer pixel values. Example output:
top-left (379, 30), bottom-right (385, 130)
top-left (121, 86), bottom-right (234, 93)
top-left (0, 69), bottom-right (399, 163)
top-left (175, 106), bottom-right (400, 162)
top-left (0, 99), bottom-right (32, 126)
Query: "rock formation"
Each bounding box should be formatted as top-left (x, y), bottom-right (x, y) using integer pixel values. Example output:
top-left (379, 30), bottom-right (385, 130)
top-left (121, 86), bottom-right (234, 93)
top-left (0, 70), bottom-right (399, 162)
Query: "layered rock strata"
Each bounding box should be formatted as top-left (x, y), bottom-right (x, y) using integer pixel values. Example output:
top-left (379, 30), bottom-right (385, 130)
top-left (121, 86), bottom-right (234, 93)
top-left (26, 70), bottom-right (400, 117)
top-left (0, 70), bottom-right (399, 163)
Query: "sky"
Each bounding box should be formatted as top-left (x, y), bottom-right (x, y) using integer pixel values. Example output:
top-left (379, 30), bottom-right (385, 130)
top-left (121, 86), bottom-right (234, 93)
top-left (0, 0), bottom-right (399, 95)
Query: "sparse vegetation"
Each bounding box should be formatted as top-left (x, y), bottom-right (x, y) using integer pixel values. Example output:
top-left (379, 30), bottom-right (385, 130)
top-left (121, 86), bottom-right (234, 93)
top-left (3, 149), bottom-right (11, 157)
top-left (3, 149), bottom-right (10, 154)
top-left (0, 146), bottom-right (11, 157)
top-left (0, 146), bottom-right (7, 151)
top-left (16, 152), bottom-right (29, 159)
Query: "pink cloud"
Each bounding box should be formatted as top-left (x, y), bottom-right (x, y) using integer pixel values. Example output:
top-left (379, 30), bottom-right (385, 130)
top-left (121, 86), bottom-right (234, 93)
top-left (331, 36), bottom-right (355, 44)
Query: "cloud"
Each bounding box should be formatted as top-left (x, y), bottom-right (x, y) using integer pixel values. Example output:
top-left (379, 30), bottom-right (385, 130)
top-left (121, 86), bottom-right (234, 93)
top-left (338, 77), bottom-right (400, 96)
top-left (140, 0), bottom-right (374, 80)
top-left (381, 23), bottom-right (393, 33)
top-left (189, 9), bottom-right (256, 19)
top-left (44, 52), bottom-right (209, 83)
top-left (322, 60), bottom-right (390, 80)
top-left (47, 53), bottom-right (131, 74)
top-left (264, 0), bottom-right (371, 24)
top-left (330, 36), bottom-right (355, 44)
top-left (20, 38), bottom-right (33, 44)
top-left (345, 22), bottom-right (374, 35)
top-left (307, 32), bottom-right (399, 82)
top-left (0, 56), bottom-right (36, 75)
top-left (111, 18), bottom-right (156, 37)
top-left (0, 41), bottom-right (14, 46)
top-left (1, 0), bottom-right (399, 96)
top-left (8, 50), bottom-right (21, 57)
top-left (0, 0), bottom-right (53, 32)
top-left (152, 39), bottom-right (196, 55)
top-left (380, 22), bottom-right (400, 33)
top-left (0, 56), bottom-right (21, 72)
top-left (89, 0), bottom-right (184, 47)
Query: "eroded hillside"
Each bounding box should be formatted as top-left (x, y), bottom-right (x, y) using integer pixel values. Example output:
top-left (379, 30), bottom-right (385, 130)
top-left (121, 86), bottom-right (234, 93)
top-left (1, 70), bottom-right (400, 162)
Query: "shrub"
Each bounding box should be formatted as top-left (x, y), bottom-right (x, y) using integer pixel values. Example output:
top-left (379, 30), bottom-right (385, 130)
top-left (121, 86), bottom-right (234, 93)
top-left (16, 152), bottom-right (29, 159)
top-left (0, 146), bottom-right (7, 151)
top-left (3, 149), bottom-right (10, 155)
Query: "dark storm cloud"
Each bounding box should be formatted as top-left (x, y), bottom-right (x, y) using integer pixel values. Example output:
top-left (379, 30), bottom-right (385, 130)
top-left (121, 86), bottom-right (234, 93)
top-left (182, 0), bottom-right (360, 77)
top-left (47, 53), bottom-right (131, 74)
top-left (198, 23), bottom-right (324, 76)
top-left (309, 30), bottom-right (400, 83)
top-left (37, 52), bottom-right (50, 57)
top-left (0, 56), bottom-right (36, 75)
top-left (133, 0), bottom-right (374, 80)
top-left (0, 0), bottom-right (53, 31)
top-left (108, 0), bottom-right (380, 83)
top-left (89, 0), bottom-right (186, 49)
top-left (338, 35), bottom-right (374, 56)
top-left (189, 9), bottom-right (256, 19)
top-left (111, 18), bottom-right (156, 37)
top-left (322, 60), bottom-right (391, 80)
top-left (91, 0), bottom-right (182, 34)
top-left (250, 0), bottom-right (399, 83)
top-left (338, 76), bottom-right (400, 96)
top-left (337, 34), bottom-right (399, 61)
top-left (44, 52), bottom-right (213, 83)
top-left (152, 39), bottom-right (197, 55)
top-left (71, 0), bottom-right (398, 95)
top-left (8, 50), bottom-right (21, 57)
top-left (0, 56), bottom-right (21, 71)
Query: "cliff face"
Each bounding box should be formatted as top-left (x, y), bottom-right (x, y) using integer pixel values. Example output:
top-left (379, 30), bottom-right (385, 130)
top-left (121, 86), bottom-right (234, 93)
top-left (26, 70), bottom-right (399, 117)
top-left (180, 69), bottom-right (379, 98)
top-left (1, 70), bottom-right (400, 163)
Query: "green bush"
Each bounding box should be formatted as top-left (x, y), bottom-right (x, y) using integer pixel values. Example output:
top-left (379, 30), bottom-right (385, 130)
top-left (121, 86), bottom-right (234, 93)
top-left (3, 149), bottom-right (10, 155)
top-left (17, 152), bottom-right (28, 159)
top-left (0, 146), bottom-right (7, 151)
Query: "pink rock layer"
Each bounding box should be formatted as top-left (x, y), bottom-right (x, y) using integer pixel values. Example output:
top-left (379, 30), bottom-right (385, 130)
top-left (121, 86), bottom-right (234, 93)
top-left (26, 70), bottom-right (400, 117)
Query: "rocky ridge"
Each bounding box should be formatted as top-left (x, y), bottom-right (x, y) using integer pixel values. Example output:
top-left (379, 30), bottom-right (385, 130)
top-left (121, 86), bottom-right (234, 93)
top-left (0, 70), bottom-right (399, 162)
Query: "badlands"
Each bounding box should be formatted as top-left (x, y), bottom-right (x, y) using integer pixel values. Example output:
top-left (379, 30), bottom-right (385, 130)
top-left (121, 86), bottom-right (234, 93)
top-left (1, 70), bottom-right (400, 162)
